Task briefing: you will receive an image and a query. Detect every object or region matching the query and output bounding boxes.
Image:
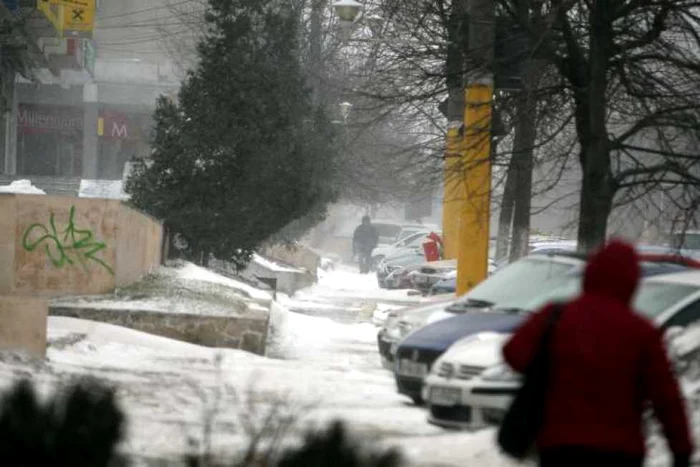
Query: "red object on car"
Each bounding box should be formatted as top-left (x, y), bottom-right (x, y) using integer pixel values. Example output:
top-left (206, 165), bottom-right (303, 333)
top-left (423, 241), bottom-right (440, 262)
top-left (638, 253), bottom-right (700, 268)
top-left (422, 231), bottom-right (443, 262)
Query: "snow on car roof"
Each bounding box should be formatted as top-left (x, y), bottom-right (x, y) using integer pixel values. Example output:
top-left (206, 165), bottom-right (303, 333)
top-left (644, 269), bottom-right (700, 286)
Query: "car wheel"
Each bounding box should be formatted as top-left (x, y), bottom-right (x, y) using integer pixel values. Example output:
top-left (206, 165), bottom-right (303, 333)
top-left (411, 395), bottom-right (424, 406)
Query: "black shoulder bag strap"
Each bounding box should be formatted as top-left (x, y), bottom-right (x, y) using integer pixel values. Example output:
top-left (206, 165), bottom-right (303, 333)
top-left (497, 303), bottom-right (566, 459)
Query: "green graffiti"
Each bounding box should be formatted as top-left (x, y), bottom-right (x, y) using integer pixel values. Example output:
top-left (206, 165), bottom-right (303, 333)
top-left (21, 205), bottom-right (115, 276)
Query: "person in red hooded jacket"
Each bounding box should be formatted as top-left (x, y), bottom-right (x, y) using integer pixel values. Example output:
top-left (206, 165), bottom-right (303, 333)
top-left (503, 239), bottom-right (693, 467)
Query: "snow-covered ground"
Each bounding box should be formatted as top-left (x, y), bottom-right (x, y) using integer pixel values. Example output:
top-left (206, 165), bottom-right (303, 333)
top-left (0, 262), bottom-right (696, 465)
top-left (51, 262), bottom-right (272, 317)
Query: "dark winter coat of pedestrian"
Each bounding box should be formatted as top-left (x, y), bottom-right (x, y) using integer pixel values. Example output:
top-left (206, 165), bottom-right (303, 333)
top-left (503, 239), bottom-right (694, 467)
top-left (352, 215), bottom-right (379, 274)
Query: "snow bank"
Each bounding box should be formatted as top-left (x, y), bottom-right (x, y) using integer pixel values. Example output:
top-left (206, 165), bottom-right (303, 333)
top-left (0, 180), bottom-right (46, 195)
top-left (79, 179), bottom-right (126, 200)
top-left (175, 262), bottom-right (271, 301)
top-left (252, 253), bottom-right (301, 273)
top-left (48, 317), bottom-right (211, 356)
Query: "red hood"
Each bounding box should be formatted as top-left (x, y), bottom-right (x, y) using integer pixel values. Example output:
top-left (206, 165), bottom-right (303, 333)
top-left (583, 239), bottom-right (640, 305)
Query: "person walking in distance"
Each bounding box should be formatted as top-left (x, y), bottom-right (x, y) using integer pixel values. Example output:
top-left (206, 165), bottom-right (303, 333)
top-left (503, 240), bottom-right (693, 467)
top-left (352, 215), bottom-right (378, 274)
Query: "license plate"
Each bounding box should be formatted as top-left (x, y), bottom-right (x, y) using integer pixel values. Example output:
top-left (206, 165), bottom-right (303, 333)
top-left (430, 386), bottom-right (461, 406)
top-left (398, 359), bottom-right (427, 378)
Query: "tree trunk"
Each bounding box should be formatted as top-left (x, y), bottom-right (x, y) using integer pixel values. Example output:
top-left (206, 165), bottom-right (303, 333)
top-left (495, 155), bottom-right (516, 261)
top-left (509, 62), bottom-right (540, 262)
top-left (577, 158), bottom-right (614, 252)
top-left (441, 1), bottom-right (466, 259)
top-left (309, 0), bottom-right (326, 105)
top-left (576, 2), bottom-right (615, 253)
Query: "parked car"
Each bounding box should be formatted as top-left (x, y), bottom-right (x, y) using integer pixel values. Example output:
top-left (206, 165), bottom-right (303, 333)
top-left (409, 260), bottom-right (457, 294)
top-left (392, 254), bottom-right (586, 403)
top-left (384, 263), bottom-right (425, 289)
top-left (377, 296), bottom-right (456, 369)
top-left (376, 250), bottom-right (426, 288)
top-left (430, 271), bottom-right (458, 295)
top-left (670, 230), bottom-right (700, 257)
top-left (423, 268), bottom-right (700, 429)
top-left (396, 223), bottom-right (440, 242)
top-left (372, 231), bottom-right (432, 269)
top-left (491, 240), bottom-right (577, 272)
top-left (394, 254), bottom-right (698, 404)
top-left (430, 260), bottom-right (497, 295)
top-left (382, 255), bottom-right (584, 372)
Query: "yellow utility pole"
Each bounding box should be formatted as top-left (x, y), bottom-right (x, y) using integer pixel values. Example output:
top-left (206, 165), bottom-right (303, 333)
top-left (456, 0), bottom-right (495, 295)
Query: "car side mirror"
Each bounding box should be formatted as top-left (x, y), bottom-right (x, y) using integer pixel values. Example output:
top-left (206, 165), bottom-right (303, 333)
top-left (664, 326), bottom-right (684, 344)
top-left (664, 326), bottom-right (685, 360)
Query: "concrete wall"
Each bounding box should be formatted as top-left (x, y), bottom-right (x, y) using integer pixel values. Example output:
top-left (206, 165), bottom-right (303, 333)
top-left (0, 296), bottom-right (47, 358)
top-left (0, 194), bottom-right (162, 297)
top-left (262, 243), bottom-right (320, 276)
top-left (242, 260), bottom-right (316, 296)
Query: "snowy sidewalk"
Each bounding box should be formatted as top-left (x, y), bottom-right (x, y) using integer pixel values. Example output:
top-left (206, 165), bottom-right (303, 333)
top-left (0, 263), bottom-right (693, 466)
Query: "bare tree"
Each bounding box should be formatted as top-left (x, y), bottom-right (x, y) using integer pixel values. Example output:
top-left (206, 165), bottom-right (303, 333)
top-left (499, 0), bottom-right (700, 251)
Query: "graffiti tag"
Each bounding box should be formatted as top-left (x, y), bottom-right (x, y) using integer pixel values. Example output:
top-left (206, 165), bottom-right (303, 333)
top-left (21, 205), bottom-right (115, 276)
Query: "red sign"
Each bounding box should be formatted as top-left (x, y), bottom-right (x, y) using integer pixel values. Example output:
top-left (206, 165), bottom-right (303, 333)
top-left (99, 109), bottom-right (146, 141)
top-left (17, 103), bottom-right (83, 134)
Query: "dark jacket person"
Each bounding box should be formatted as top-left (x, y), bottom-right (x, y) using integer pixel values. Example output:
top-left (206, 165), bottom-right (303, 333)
top-left (353, 215), bottom-right (379, 274)
top-left (503, 240), bottom-right (693, 467)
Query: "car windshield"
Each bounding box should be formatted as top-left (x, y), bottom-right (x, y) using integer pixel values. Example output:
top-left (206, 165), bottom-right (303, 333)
top-left (453, 257), bottom-right (579, 310)
top-left (520, 273), bottom-right (700, 320)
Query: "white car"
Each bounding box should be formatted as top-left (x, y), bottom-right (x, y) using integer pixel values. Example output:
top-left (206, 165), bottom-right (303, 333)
top-left (377, 296), bottom-right (457, 369)
top-left (372, 230), bottom-right (438, 265)
top-left (423, 269), bottom-right (700, 430)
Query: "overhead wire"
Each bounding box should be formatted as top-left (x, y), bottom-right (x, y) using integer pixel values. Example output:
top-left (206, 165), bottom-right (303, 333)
top-left (96, 0), bottom-right (198, 21)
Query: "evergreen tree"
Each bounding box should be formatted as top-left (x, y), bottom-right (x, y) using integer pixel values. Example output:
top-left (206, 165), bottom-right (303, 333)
top-left (127, 0), bottom-right (338, 267)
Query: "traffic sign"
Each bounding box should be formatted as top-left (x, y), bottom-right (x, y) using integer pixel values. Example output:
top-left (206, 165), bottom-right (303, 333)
top-left (45, 0), bottom-right (92, 7)
top-left (61, 0), bottom-right (95, 38)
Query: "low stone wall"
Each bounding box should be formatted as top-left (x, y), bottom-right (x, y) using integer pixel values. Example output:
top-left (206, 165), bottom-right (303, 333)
top-left (261, 243), bottom-right (320, 277)
top-left (243, 259), bottom-right (315, 296)
top-left (49, 306), bottom-right (270, 355)
top-left (0, 296), bottom-right (47, 358)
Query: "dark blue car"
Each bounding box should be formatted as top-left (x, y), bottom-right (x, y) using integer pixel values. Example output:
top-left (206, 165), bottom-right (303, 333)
top-left (395, 256), bottom-right (695, 403)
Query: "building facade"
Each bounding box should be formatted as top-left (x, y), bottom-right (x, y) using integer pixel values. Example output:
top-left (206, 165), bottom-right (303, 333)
top-left (0, 0), bottom-right (183, 185)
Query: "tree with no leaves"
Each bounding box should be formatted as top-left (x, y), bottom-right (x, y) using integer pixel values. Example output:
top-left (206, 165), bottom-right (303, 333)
top-left (499, 0), bottom-right (700, 250)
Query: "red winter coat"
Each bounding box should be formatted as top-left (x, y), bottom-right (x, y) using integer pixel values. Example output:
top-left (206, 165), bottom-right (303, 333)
top-left (503, 240), bottom-right (693, 458)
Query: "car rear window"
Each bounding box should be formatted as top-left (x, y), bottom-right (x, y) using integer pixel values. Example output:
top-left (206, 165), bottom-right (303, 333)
top-left (374, 223), bottom-right (402, 239)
